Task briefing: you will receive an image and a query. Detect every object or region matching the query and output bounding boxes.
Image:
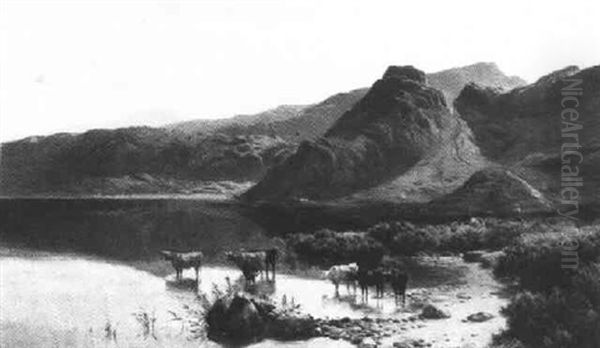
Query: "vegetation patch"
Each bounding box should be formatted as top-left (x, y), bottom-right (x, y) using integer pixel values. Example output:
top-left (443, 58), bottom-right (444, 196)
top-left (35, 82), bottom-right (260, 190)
top-left (493, 224), bottom-right (600, 348)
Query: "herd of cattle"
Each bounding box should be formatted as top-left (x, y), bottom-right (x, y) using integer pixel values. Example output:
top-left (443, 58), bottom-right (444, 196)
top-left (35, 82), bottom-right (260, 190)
top-left (324, 262), bottom-right (409, 306)
top-left (160, 248), bottom-right (409, 306)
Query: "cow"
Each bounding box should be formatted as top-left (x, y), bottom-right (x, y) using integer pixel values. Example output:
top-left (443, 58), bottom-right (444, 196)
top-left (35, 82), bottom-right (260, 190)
top-left (357, 266), bottom-right (387, 303)
top-left (324, 262), bottom-right (358, 296)
top-left (387, 270), bottom-right (409, 306)
top-left (225, 251), bottom-right (265, 285)
top-left (247, 248), bottom-right (278, 281)
top-left (159, 250), bottom-right (204, 284)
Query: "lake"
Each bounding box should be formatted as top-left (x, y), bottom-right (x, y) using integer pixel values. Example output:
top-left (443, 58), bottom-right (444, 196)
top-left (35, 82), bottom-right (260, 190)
top-left (0, 197), bottom-right (359, 347)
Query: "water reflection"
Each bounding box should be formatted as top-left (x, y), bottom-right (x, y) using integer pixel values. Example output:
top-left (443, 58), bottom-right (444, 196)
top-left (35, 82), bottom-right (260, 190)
top-left (0, 251), bottom-right (358, 347)
top-left (0, 198), bottom-right (274, 260)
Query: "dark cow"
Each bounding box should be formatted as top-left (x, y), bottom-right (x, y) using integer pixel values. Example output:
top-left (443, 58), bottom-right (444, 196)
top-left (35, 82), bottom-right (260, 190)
top-left (226, 251), bottom-right (264, 285)
top-left (250, 248), bottom-right (278, 281)
top-left (238, 248), bottom-right (279, 282)
top-left (388, 270), bottom-right (409, 306)
top-left (357, 267), bottom-right (387, 302)
top-left (160, 250), bottom-right (204, 284)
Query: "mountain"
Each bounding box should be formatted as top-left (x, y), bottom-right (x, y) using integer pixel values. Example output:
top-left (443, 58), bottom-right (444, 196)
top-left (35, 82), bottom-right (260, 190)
top-left (454, 65), bottom-right (600, 207)
top-left (427, 62), bottom-right (525, 107)
top-left (0, 127), bottom-right (294, 195)
top-left (165, 105), bottom-right (307, 138)
top-left (243, 64), bottom-right (600, 220)
top-left (0, 62), bottom-right (526, 197)
top-left (166, 62), bottom-right (526, 142)
top-left (242, 66), bottom-right (487, 203)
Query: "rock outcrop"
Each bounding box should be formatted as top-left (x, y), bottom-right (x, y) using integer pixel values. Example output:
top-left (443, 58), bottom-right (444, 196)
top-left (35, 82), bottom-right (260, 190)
top-left (243, 66), bottom-right (486, 203)
top-left (167, 62), bottom-right (526, 143)
top-left (243, 64), bottom-right (600, 220)
top-left (427, 62), bottom-right (525, 106)
top-left (455, 65), bottom-right (600, 207)
top-left (205, 293), bottom-right (318, 343)
top-left (428, 168), bottom-right (552, 217)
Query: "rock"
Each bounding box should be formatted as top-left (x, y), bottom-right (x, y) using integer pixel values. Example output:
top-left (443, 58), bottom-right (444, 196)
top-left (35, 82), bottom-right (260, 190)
top-left (383, 65), bottom-right (427, 83)
top-left (480, 251), bottom-right (505, 269)
top-left (462, 250), bottom-right (485, 263)
top-left (466, 312), bottom-right (495, 322)
top-left (351, 335), bottom-right (364, 345)
top-left (420, 304), bottom-right (451, 319)
top-left (454, 65), bottom-right (600, 208)
top-left (268, 313), bottom-right (318, 340)
top-left (206, 298), bottom-right (229, 334)
top-left (456, 293), bottom-right (472, 300)
top-left (359, 337), bottom-right (378, 348)
top-left (242, 64), bottom-right (455, 203)
top-left (394, 339), bottom-right (430, 348)
top-left (393, 342), bottom-right (412, 348)
top-left (225, 294), bottom-right (265, 340)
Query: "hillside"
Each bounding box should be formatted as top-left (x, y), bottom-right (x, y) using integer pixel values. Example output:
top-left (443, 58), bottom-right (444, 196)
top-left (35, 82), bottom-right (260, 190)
top-left (165, 105), bottom-right (307, 138)
top-left (243, 64), bottom-right (600, 219)
top-left (0, 128), bottom-right (294, 196)
top-left (167, 62), bottom-right (525, 142)
top-left (455, 65), bottom-right (600, 206)
top-left (242, 66), bottom-right (487, 202)
top-left (0, 62), bottom-right (525, 197)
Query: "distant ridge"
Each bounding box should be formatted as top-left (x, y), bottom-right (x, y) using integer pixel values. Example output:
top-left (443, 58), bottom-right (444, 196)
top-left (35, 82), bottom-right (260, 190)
top-left (166, 62), bottom-right (526, 142)
top-left (0, 62), bottom-right (528, 200)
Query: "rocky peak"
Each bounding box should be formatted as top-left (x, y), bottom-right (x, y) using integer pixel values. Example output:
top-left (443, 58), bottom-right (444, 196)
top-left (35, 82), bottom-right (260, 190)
top-left (534, 65), bottom-right (580, 85)
top-left (382, 65), bottom-right (427, 83)
top-left (242, 65), bottom-right (462, 202)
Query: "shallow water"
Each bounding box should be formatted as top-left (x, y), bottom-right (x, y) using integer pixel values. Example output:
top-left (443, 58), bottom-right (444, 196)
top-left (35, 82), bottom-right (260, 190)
top-left (0, 251), bottom-right (363, 347)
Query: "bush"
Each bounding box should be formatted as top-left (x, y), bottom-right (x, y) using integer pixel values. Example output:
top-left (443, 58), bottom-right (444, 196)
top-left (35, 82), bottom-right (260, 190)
top-left (367, 218), bottom-right (531, 255)
top-left (501, 264), bottom-right (600, 348)
top-left (287, 229), bottom-right (385, 266)
top-left (495, 224), bottom-right (600, 348)
top-left (494, 226), bottom-right (600, 291)
top-left (480, 219), bottom-right (531, 250)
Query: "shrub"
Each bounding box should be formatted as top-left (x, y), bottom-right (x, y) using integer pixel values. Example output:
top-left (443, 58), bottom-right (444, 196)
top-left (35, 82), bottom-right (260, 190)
top-left (445, 222), bottom-right (484, 252)
top-left (480, 219), bottom-right (531, 250)
top-left (367, 218), bottom-right (528, 255)
top-left (501, 264), bottom-right (600, 348)
top-left (368, 221), bottom-right (445, 255)
top-left (494, 226), bottom-right (600, 291)
top-left (287, 229), bottom-right (385, 266)
top-left (496, 224), bottom-right (600, 348)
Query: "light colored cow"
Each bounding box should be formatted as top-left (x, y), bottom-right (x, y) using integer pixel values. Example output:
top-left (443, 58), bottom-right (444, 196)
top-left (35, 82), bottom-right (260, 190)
top-left (324, 262), bottom-right (358, 296)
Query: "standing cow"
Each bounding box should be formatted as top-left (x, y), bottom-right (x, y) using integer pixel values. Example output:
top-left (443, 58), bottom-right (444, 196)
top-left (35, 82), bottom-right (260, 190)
top-left (387, 270), bottom-right (409, 306)
top-left (324, 262), bottom-right (358, 296)
top-left (225, 251), bottom-right (265, 285)
top-left (357, 266), bottom-right (387, 303)
top-left (160, 250), bottom-right (204, 285)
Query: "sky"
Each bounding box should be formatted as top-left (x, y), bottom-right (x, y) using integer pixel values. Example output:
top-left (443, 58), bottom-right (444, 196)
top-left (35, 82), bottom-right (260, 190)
top-left (1, 0), bottom-right (599, 142)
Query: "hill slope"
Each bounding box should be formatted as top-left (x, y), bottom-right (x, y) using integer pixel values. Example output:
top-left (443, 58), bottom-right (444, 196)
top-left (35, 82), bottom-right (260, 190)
top-left (0, 128), bottom-right (294, 195)
top-left (0, 62), bottom-right (525, 197)
top-left (455, 65), bottom-right (600, 207)
top-left (167, 62), bottom-right (525, 142)
top-left (242, 66), bottom-right (486, 203)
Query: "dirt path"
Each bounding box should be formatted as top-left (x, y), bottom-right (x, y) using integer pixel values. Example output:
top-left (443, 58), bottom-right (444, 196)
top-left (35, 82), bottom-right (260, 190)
top-left (382, 258), bottom-right (508, 348)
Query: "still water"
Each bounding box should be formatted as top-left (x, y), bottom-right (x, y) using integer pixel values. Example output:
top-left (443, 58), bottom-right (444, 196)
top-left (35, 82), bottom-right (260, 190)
top-left (0, 250), bottom-right (357, 347)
